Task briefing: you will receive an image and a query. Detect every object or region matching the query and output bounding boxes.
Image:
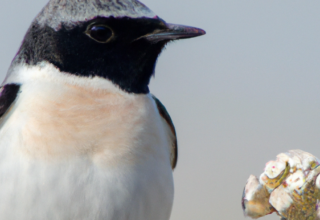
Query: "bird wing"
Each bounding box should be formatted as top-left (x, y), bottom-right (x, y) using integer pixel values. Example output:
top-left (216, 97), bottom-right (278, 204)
top-left (0, 84), bottom-right (20, 118)
top-left (151, 95), bottom-right (178, 170)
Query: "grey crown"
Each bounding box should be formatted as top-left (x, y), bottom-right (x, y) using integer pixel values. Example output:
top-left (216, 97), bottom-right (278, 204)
top-left (35, 0), bottom-right (157, 30)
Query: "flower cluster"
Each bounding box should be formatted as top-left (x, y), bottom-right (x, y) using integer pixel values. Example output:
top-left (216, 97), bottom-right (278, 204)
top-left (242, 150), bottom-right (320, 220)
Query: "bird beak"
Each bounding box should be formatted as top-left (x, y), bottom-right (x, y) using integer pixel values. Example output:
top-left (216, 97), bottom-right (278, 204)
top-left (141, 23), bottom-right (206, 43)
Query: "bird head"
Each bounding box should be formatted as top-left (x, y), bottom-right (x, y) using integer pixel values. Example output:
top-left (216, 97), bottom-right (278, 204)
top-left (12, 0), bottom-right (205, 94)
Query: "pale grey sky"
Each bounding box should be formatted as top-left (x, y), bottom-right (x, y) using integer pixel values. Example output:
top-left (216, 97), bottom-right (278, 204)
top-left (1, 0), bottom-right (320, 219)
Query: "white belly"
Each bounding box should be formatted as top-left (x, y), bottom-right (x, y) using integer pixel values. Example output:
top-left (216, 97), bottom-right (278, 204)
top-left (0, 65), bottom-right (174, 220)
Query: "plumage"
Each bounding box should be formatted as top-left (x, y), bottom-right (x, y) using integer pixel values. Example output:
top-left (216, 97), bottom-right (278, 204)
top-left (0, 0), bottom-right (205, 219)
top-left (0, 84), bottom-right (20, 117)
top-left (0, 63), bottom-right (174, 220)
top-left (36, 0), bottom-right (157, 31)
top-left (152, 95), bottom-right (178, 169)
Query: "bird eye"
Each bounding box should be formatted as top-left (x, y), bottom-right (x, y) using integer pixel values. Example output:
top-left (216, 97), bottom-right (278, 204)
top-left (86, 25), bottom-right (113, 43)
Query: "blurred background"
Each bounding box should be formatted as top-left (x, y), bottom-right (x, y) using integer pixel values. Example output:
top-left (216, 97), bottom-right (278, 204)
top-left (1, 0), bottom-right (320, 219)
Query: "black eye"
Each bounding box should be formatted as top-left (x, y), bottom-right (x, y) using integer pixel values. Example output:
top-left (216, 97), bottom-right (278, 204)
top-left (86, 25), bottom-right (113, 43)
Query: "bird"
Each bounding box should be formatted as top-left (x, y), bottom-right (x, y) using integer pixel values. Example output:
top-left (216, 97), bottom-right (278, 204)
top-left (0, 0), bottom-right (205, 219)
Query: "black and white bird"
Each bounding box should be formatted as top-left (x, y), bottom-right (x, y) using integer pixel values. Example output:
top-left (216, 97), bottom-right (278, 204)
top-left (0, 0), bottom-right (205, 219)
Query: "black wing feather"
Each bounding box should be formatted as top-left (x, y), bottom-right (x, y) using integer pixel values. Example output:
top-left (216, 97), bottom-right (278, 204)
top-left (152, 95), bottom-right (178, 169)
top-left (0, 84), bottom-right (20, 117)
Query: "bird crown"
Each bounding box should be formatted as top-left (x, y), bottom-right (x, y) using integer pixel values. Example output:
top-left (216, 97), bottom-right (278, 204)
top-left (35, 0), bottom-right (157, 30)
